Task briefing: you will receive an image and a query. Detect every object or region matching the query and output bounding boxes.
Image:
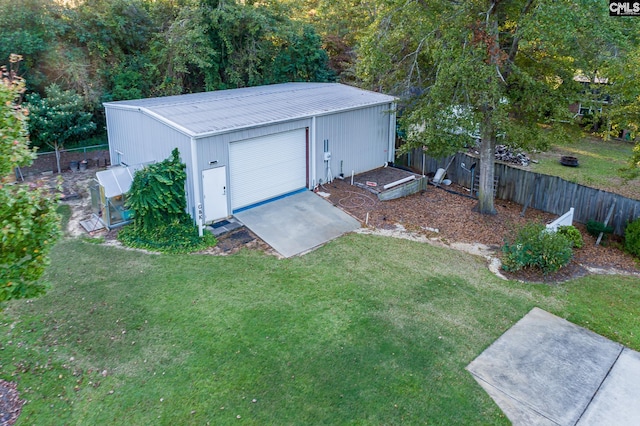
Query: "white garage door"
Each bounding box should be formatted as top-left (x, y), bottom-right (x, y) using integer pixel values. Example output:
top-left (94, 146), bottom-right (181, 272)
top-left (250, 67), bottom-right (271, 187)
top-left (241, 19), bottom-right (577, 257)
top-left (229, 129), bottom-right (307, 210)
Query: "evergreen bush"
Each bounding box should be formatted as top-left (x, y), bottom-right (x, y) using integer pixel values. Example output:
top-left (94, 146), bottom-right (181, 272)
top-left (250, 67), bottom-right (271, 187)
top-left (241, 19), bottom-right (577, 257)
top-left (502, 223), bottom-right (573, 274)
top-left (624, 217), bottom-right (640, 258)
top-left (586, 220), bottom-right (613, 238)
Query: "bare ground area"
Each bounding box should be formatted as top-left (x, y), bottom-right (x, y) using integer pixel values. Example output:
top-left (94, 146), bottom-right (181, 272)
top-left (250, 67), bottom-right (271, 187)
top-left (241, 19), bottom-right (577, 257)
top-left (0, 380), bottom-right (23, 426)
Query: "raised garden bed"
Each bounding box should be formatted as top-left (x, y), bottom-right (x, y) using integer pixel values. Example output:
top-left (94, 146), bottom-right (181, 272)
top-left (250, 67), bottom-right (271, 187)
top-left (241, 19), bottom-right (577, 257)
top-left (346, 166), bottom-right (426, 201)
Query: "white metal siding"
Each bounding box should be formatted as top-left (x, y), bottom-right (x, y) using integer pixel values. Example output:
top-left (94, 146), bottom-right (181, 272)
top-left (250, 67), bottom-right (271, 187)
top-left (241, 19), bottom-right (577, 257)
top-left (229, 129), bottom-right (306, 210)
top-left (313, 104), bottom-right (393, 184)
top-left (196, 120), bottom-right (310, 172)
top-left (104, 107), bottom-right (195, 217)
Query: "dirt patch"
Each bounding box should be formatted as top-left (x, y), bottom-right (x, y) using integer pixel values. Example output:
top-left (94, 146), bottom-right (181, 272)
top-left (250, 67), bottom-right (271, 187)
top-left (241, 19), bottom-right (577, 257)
top-left (0, 379), bottom-right (24, 426)
top-left (196, 227), bottom-right (280, 257)
top-left (22, 168), bottom-right (276, 255)
top-left (17, 149), bottom-right (110, 177)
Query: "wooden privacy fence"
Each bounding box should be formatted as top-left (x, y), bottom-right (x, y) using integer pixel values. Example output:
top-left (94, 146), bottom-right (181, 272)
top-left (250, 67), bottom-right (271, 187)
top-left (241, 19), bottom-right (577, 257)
top-left (408, 150), bottom-right (640, 236)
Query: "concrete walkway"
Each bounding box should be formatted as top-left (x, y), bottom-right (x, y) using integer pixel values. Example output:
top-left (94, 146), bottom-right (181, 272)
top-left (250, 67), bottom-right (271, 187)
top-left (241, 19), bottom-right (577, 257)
top-left (234, 191), bottom-right (360, 258)
top-left (467, 308), bottom-right (640, 425)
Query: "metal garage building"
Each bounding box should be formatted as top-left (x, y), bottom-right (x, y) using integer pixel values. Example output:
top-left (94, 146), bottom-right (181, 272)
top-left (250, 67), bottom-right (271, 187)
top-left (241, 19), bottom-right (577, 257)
top-left (104, 82), bottom-right (397, 235)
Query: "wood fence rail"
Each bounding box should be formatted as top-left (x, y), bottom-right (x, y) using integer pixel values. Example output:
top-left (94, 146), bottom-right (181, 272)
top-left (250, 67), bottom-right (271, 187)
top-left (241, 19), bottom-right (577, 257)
top-left (408, 151), bottom-right (640, 236)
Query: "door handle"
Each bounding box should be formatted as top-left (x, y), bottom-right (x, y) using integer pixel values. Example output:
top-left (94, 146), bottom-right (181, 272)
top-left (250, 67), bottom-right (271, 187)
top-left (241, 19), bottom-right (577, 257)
top-left (222, 186), bottom-right (226, 195)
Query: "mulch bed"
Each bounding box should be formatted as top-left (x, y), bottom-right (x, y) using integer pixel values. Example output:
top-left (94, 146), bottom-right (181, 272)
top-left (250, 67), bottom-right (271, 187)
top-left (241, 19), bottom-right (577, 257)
top-left (51, 165), bottom-right (639, 282)
top-left (321, 167), bottom-right (639, 284)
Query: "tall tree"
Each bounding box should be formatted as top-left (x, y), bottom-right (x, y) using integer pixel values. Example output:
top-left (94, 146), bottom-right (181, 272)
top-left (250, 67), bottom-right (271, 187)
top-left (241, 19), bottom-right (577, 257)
top-left (0, 0), bottom-right (60, 87)
top-left (359, 0), bottom-right (634, 214)
top-left (153, 0), bottom-right (333, 93)
top-left (0, 57), bottom-right (60, 305)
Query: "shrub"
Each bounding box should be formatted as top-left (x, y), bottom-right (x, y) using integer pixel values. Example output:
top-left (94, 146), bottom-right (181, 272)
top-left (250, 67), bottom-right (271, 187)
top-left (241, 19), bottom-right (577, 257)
top-left (586, 220), bottom-right (613, 238)
top-left (502, 223), bottom-right (573, 274)
top-left (118, 215), bottom-right (217, 254)
top-left (624, 217), bottom-right (640, 258)
top-left (557, 225), bottom-right (583, 248)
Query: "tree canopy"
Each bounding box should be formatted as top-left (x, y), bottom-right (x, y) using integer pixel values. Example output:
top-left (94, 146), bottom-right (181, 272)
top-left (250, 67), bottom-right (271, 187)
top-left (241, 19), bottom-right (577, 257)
top-left (357, 0), bottom-right (640, 213)
top-left (2, 0), bottom-right (640, 194)
top-left (0, 60), bottom-right (60, 305)
top-left (26, 84), bottom-right (96, 173)
top-left (0, 0), bottom-right (335, 100)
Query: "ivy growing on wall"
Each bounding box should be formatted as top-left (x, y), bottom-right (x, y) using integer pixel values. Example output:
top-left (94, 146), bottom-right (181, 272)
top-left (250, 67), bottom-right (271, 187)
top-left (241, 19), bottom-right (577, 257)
top-left (127, 148), bottom-right (186, 232)
top-left (118, 148), bottom-right (216, 253)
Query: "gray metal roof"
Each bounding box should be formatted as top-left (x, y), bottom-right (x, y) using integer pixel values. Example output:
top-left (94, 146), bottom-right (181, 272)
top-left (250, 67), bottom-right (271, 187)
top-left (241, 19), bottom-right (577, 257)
top-left (104, 83), bottom-right (396, 138)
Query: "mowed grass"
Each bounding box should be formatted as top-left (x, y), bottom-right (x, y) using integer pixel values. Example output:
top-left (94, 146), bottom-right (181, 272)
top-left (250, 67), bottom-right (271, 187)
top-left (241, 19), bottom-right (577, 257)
top-left (529, 136), bottom-right (640, 199)
top-left (2, 235), bottom-right (640, 425)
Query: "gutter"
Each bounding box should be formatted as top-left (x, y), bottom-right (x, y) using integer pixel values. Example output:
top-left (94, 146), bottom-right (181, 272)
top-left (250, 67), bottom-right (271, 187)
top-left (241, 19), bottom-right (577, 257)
top-left (190, 137), bottom-right (204, 237)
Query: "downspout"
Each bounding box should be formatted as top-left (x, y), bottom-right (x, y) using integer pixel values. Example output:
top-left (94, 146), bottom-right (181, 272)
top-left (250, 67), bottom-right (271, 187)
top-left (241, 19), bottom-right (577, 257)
top-left (311, 116), bottom-right (317, 189)
top-left (190, 137), bottom-right (204, 237)
top-left (388, 103), bottom-right (397, 164)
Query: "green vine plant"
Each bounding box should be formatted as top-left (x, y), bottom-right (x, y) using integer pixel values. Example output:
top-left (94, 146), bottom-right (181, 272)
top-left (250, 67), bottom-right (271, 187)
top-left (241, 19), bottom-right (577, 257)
top-left (118, 148), bottom-right (216, 253)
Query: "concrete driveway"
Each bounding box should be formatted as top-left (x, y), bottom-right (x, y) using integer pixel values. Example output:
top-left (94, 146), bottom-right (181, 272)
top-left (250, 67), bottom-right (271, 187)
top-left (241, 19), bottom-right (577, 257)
top-left (234, 190), bottom-right (360, 258)
top-left (467, 307), bottom-right (640, 425)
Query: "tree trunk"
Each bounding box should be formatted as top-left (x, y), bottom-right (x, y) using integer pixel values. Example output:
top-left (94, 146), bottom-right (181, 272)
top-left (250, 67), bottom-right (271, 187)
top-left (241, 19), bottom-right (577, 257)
top-left (54, 144), bottom-right (62, 175)
top-left (475, 111), bottom-right (497, 215)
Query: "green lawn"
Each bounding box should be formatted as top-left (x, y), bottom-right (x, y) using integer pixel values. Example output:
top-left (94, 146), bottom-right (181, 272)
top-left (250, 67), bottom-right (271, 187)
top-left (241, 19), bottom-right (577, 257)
top-left (529, 136), bottom-right (640, 199)
top-left (2, 236), bottom-right (639, 425)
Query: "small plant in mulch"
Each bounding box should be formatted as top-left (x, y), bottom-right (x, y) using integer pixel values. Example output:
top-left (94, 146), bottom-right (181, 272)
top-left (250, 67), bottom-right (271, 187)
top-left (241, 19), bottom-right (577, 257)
top-left (118, 148), bottom-right (216, 254)
top-left (502, 222), bottom-right (574, 274)
top-left (557, 225), bottom-right (584, 248)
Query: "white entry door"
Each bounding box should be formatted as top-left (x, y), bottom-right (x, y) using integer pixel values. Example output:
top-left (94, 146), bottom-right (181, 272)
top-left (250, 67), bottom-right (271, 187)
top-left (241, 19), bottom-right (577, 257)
top-left (202, 166), bottom-right (228, 223)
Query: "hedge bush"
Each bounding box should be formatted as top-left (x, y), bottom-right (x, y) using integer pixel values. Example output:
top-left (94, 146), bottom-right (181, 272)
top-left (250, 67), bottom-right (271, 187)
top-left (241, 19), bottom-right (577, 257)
top-left (502, 223), bottom-right (573, 274)
top-left (624, 217), bottom-right (640, 258)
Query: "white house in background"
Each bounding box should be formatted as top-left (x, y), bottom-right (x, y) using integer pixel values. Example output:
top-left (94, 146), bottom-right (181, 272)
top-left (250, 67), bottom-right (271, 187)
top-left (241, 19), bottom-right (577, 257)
top-left (569, 75), bottom-right (610, 117)
top-left (103, 82), bottom-right (397, 234)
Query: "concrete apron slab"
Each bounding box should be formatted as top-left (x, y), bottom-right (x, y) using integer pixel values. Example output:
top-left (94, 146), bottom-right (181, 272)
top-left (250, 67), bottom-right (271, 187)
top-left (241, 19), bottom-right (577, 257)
top-left (234, 191), bottom-right (360, 258)
top-left (466, 307), bottom-right (638, 426)
top-left (577, 348), bottom-right (640, 425)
